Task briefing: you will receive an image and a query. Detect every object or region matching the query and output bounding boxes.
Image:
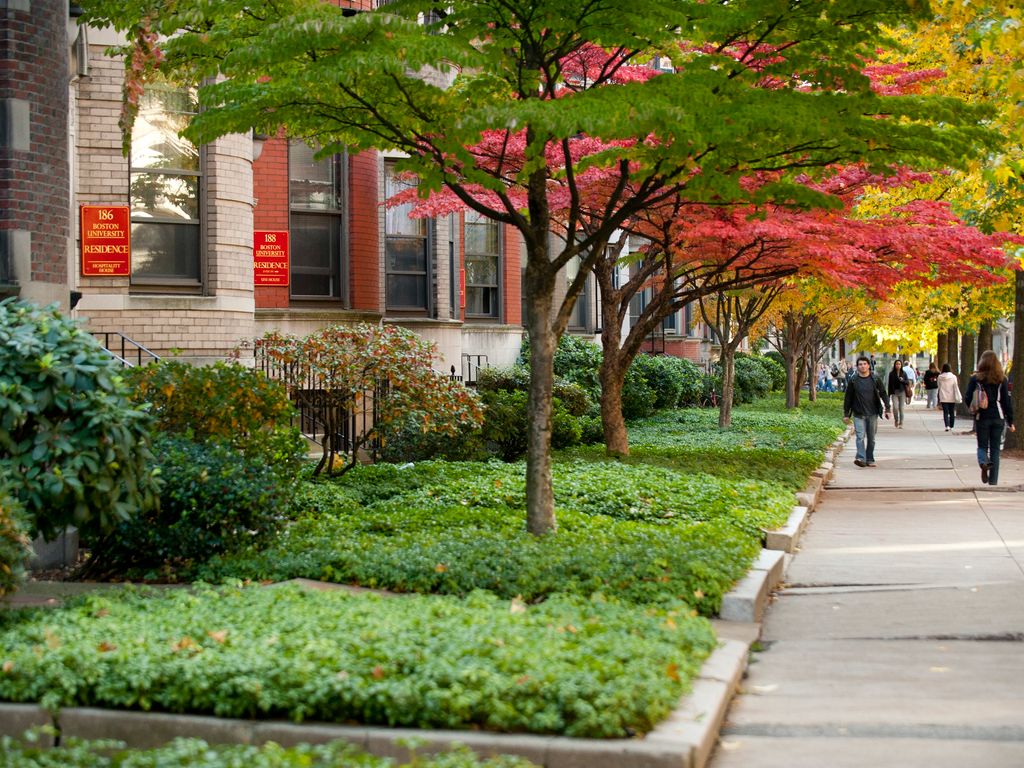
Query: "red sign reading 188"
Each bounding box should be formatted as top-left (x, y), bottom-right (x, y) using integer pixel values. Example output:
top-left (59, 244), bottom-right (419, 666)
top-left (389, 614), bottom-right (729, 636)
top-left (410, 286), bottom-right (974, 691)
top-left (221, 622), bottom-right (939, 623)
top-left (254, 230), bottom-right (290, 286)
top-left (80, 205), bottom-right (131, 276)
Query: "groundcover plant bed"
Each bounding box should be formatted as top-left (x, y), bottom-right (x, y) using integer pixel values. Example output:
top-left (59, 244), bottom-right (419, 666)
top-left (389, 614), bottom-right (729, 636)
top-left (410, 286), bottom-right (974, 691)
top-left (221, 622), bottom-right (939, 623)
top-left (0, 585), bottom-right (716, 738)
top-left (0, 736), bottom-right (535, 767)
top-left (198, 460), bottom-right (781, 614)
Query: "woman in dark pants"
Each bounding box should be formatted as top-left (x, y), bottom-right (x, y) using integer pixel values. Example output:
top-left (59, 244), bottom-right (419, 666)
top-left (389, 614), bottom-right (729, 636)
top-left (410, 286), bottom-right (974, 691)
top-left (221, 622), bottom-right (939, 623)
top-left (964, 351), bottom-right (1016, 485)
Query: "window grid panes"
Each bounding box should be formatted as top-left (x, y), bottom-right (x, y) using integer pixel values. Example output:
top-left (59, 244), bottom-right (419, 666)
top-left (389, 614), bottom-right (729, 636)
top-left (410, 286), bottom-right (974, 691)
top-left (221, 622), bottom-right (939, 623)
top-left (290, 141), bottom-right (345, 300)
top-left (129, 80), bottom-right (201, 282)
top-left (464, 211), bottom-right (500, 318)
top-left (385, 163), bottom-right (430, 311)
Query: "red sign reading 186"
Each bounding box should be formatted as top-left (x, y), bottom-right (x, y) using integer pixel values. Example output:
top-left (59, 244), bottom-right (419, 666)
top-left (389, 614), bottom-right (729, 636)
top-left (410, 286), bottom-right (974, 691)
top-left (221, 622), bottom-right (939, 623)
top-left (254, 230), bottom-right (290, 286)
top-left (80, 205), bottom-right (131, 276)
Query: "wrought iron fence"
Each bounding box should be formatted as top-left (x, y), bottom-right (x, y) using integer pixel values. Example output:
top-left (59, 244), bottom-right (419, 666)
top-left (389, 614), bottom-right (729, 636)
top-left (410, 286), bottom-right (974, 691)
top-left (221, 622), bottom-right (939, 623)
top-left (254, 339), bottom-right (387, 466)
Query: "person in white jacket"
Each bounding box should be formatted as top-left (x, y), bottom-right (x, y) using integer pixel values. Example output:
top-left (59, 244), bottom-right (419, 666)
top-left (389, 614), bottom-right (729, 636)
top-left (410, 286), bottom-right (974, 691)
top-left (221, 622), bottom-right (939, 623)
top-left (936, 363), bottom-right (962, 431)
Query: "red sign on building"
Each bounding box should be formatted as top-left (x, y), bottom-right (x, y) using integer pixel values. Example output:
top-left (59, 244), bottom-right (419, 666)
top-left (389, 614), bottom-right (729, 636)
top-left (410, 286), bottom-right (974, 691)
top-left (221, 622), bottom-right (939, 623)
top-left (254, 230), bottom-right (289, 286)
top-left (80, 205), bottom-right (131, 276)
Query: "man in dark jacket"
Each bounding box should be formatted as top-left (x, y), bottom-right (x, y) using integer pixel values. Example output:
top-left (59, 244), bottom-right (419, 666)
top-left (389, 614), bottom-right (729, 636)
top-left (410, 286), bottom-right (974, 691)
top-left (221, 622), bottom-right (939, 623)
top-left (843, 356), bottom-right (890, 467)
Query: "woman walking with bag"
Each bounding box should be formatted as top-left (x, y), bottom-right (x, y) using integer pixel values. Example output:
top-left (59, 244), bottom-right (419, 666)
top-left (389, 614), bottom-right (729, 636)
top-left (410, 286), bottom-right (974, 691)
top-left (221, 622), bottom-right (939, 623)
top-left (936, 363), bottom-right (962, 431)
top-left (964, 351), bottom-right (1015, 485)
top-left (887, 360), bottom-right (910, 428)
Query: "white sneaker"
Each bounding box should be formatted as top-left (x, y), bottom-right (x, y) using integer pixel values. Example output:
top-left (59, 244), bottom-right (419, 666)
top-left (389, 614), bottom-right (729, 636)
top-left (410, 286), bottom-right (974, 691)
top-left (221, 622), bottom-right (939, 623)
top-left (944, 427), bottom-right (949, 431)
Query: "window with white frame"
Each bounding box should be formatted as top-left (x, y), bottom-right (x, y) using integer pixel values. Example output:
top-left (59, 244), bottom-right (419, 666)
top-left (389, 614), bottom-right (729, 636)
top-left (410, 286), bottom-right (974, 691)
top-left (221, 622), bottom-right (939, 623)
top-left (289, 141), bottom-right (346, 300)
top-left (385, 162), bottom-right (430, 312)
top-left (464, 210), bottom-right (500, 318)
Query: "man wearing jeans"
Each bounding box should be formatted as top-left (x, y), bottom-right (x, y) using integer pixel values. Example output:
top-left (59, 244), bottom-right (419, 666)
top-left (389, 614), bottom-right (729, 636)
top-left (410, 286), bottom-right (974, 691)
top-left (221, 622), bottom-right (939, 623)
top-left (843, 356), bottom-right (890, 467)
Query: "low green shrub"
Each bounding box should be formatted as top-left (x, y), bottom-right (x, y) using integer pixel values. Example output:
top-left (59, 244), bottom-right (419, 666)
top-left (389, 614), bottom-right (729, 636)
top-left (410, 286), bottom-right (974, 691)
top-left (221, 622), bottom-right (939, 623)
top-left (745, 353), bottom-right (786, 392)
top-left (731, 355), bottom-right (772, 404)
top-left (199, 460), bottom-right (775, 615)
top-left (630, 354), bottom-right (684, 409)
top-left (0, 585), bottom-right (716, 738)
top-left (630, 355), bottom-right (707, 409)
top-left (0, 737), bottom-right (535, 768)
top-left (0, 299), bottom-right (159, 541)
top-left (86, 436), bottom-right (294, 578)
top-left (0, 484), bottom-right (30, 599)
top-left (479, 391), bottom-right (587, 460)
top-left (378, 413), bottom-right (486, 463)
top-left (124, 360), bottom-right (306, 477)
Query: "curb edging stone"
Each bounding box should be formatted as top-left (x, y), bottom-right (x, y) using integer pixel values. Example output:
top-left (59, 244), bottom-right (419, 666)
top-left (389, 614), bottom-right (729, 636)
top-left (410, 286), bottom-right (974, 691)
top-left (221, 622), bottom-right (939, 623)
top-left (15, 641), bottom-right (751, 768)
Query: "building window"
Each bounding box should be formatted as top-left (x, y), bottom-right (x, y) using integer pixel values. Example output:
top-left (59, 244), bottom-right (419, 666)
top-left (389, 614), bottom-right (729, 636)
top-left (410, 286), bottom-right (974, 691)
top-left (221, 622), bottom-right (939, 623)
top-left (129, 79), bottom-right (201, 283)
top-left (385, 162), bottom-right (430, 312)
top-left (289, 141), bottom-right (346, 300)
top-left (567, 256), bottom-right (591, 331)
top-left (464, 211), bottom-right (500, 318)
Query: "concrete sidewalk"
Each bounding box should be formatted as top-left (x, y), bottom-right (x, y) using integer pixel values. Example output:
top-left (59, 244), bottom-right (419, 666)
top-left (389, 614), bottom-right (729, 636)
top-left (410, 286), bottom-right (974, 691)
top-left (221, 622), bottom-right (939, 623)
top-left (710, 399), bottom-right (1024, 768)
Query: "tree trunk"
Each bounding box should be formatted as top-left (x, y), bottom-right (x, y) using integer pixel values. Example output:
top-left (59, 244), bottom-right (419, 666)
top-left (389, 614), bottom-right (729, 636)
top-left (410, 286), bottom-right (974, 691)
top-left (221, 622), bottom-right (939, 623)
top-left (960, 332), bottom-right (976, 385)
top-left (1004, 271), bottom-right (1023, 452)
top-left (598, 320), bottom-right (630, 455)
top-left (523, 259), bottom-right (558, 535)
top-left (957, 332), bottom-right (976, 419)
top-left (794, 358), bottom-right (806, 407)
top-left (947, 328), bottom-right (959, 374)
top-left (807, 355), bottom-right (818, 402)
top-left (937, 331), bottom-right (948, 368)
top-left (718, 349), bottom-right (736, 428)
top-left (784, 349), bottom-right (800, 408)
top-left (977, 321), bottom-right (993, 356)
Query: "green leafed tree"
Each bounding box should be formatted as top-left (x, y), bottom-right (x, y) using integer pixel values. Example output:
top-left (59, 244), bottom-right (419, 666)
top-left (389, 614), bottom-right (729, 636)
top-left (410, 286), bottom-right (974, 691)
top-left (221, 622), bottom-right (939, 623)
top-left (81, 0), bottom-right (1001, 533)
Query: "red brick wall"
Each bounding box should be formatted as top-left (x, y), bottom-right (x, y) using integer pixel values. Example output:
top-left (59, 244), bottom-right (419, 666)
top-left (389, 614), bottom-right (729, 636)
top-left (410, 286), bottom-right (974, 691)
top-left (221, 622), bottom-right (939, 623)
top-left (349, 149), bottom-right (380, 311)
top-left (253, 135), bottom-right (289, 308)
top-left (502, 224), bottom-right (521, 326)
top-left (0, 0), bottom-right (68, 285)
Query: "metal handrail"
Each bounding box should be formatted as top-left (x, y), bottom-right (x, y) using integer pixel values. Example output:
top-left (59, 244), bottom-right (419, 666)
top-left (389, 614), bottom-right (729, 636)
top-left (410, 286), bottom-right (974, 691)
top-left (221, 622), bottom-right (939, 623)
top-left (91, 331), bottom-right (161, 367)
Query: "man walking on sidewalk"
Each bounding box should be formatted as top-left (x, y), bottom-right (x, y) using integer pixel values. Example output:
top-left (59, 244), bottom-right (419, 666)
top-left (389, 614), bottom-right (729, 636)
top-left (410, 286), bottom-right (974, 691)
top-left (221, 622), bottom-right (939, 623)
top-left (843, 355), bottom-right (890, 467)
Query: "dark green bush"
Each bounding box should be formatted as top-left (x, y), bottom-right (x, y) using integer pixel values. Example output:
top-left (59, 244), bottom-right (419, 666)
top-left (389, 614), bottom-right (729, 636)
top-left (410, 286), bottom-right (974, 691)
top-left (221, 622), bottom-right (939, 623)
top-left (747, 353), bottom-right (786, 391)
top-left (480, 390), bottom-right (586, 460)
top-left (0, 483), bottom-right (30, 598)
top-left (87, 435), bottom-right (294, 577)
top-left (480, 390), bottom-right (530, 461)
top-left (378, 413), bottom-right (486, 463)
top-left (478, 365), bottom-right (591, 417)
top-left (630, 354), bottom-right (683, 409)
top-left (0, 737), bottom-right (534, 768)
top-left (124, 360), bottom-right (306, 477)
top-left (476, 364), bottom-right (531, 393)
top-left (578, 414), bottom-right (605, 444)
top-left (0, 299), bottom-right (159, 541)
top-left (731, 355), bottom-right (772, 404)
top-left (620, 367), bottom-right (658, 420)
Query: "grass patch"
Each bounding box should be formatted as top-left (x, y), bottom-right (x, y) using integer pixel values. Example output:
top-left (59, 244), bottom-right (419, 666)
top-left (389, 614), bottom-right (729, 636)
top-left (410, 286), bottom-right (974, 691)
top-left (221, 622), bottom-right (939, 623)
top-left (560, 397), bottom-right (843, 490)
top-left (0, 585), bottom-right (715, 739)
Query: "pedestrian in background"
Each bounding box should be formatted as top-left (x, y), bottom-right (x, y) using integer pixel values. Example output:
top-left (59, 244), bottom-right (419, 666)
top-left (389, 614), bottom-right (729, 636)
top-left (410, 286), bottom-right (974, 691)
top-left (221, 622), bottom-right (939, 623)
top-left (923, 362), bottom-right (939, 409)
top-left (904, 361), bottom-right (917, 402)
top-left (843, 356), bottom-right (890, 467)
top-left (936, 363), bottom-right (962, 431)
top-left (965, 350), bottom-right (1015, 485)
top-left (887, 360), bottom-right (910, 428)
